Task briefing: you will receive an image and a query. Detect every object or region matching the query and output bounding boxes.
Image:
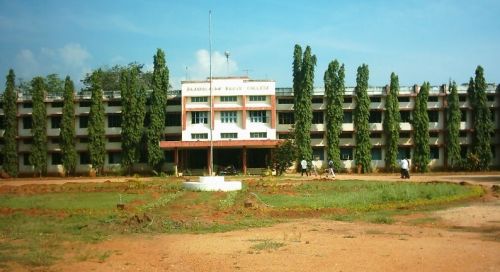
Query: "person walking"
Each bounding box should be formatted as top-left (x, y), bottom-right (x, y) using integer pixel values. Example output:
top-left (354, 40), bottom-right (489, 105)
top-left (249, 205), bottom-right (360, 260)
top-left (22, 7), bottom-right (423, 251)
top-left (300, 159), bottom-right (308, 177)
top-left (310, 160), bottom-right (318, 177)
top-left (400, 158), bottom-right (410, 179)
top-left (326, 159), bottom-right (336, 178)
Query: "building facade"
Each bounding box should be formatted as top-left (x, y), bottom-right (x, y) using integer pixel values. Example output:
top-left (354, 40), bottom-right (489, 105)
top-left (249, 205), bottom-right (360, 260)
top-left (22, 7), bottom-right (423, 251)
top-left (1, 76), bottom-right (499, 175)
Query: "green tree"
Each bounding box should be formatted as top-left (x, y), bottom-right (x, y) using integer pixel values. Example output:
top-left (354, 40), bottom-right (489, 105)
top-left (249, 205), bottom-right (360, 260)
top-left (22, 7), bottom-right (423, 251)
top-left (293, 45), bottom-right (316, 164)
top-left (470, 66), bottom-right (494, 170)
top-left (30, 77), bottom-right (47, 176)
top-left (324, 60), bottom-right (344, 172)
top-left (121, 65), bottom-right (147, 174)
top-left (354, 64), bottom-right (371, 173)
top-left (45, 74), bottom-right (64, 94)
top-left (446, 81), bottom-right (461, 169)
top-left (147, 49), bottom-right (169, 171)
top-left (272, 138), bottom-right (297, 176)
top-left (82, 64), bottom-right (153, 93)
top-left (383, 72), bottom-right (401, 172)
top-left (2, 69), bottom-right (19, 177)
top-left (60, 76), bottom-right (77, 176)
top-left (413, 82), bottom-right (430, 172)
top-left (88, 70), bottom-right (106, 175)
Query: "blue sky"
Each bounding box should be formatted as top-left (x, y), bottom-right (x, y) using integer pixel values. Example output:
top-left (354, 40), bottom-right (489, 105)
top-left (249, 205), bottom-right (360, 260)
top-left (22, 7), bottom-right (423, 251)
top-left (1, 0), bottom-right (499, 90)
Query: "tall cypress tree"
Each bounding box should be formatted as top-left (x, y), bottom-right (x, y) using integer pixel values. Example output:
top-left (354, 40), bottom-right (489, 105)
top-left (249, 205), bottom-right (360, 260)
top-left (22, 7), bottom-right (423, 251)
top-left (324, 60), bottom-right (344, 171)
top-left (60, 76), bottom-right (77, 176)
top-left (354, 64), bottom-right (371, 173)
top-left (30, 77), bottom-right (47, 176)
top-left (2, 69), bottom-right (18, 177)
top-left (88, 70), bottom-right (106, 175)
top-left (446, 81), bottom-right (461, 169)
top-left (293, 45), bottom-right (303, 115)
top-left (293, 45), bottom-right (316, 163)
top-left (383, 72), bottom-right (401, 172)
top-left (147, 49), bottom-right (169, 171)
top-left (413, 82), bottom-right (430, 172)
top-left (121, 65), bottom-right (146, 174)
top-left (471, 66), bottom-right (494, 169)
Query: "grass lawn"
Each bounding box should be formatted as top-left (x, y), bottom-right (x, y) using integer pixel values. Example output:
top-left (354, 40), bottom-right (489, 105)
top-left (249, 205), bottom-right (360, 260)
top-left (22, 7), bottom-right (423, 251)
top-left (0, 178), bottom-right (484, 269)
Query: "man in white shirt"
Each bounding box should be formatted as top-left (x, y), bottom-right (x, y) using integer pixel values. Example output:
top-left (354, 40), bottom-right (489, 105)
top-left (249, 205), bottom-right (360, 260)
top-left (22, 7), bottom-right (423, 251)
top-left (300, 159), bottom-right (308, 177)
top-left (400, 158), bottom-right (410, 179)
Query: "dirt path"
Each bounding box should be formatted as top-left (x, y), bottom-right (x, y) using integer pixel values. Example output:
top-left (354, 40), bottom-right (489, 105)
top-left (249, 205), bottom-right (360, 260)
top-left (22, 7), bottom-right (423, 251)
top-left (2, 173), bottom-right (499, 272)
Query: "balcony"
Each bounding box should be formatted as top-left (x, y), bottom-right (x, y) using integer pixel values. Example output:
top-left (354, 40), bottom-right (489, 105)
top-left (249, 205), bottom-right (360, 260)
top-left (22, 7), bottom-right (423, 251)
top-left (311, 138), bottom-right (325, 146)
top-left (400, 123), bottom-right (412, 130)
top-left (428, 122), bottom-right (442, 130)
top-left (47, 128), bottom-right (60, 137)
top-left (105, 127), bottom-right (121, 135)
top-left (427, 101), bottom-right (442, 109)
top-left (341, 123), bottom-right (354, 131)
top-left (398, 137), bottom-right (413, 145)
top-left (369, 123), bottom-right (383, 130)
top-left (398, 101), bottom-right (414, 110)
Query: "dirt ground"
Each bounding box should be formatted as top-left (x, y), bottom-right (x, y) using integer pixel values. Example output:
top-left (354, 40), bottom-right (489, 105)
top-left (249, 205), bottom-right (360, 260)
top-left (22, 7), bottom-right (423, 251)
top-left (1, 173), bottom-right (499, 272)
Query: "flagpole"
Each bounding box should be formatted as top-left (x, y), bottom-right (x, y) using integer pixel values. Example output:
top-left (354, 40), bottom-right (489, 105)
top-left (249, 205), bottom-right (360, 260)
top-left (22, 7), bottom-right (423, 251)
top-left (209, 10), bottom-right (214, 176)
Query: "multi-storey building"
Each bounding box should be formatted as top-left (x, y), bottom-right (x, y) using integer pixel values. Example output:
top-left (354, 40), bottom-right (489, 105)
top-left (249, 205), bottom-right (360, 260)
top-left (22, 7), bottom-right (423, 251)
top-left (0, 76), bottom-right (499, 176)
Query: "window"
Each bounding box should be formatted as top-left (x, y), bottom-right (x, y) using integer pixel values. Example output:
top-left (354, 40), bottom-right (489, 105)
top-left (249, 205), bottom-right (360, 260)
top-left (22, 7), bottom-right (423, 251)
top-left (249, 96), bottom-right (266, 102)
top-left (340, 132), bottom-right (353, 139)
top-left (108, 100), bottom-right (121, 107)
top-left (459, 131), bottom-right (467, 138)
top-left (312, 111), bottom-right (324, 124)
top-left (343, 97), bottom-right (353, 103)
top-left (22, 116), bottom-right (32, 129)
top-left (165, 134), bottom-right (181, 141)
top-left (51, 116), bottom-right (61, 129)
top-left (164, 150), bottom-right (174, 163)
top-left (52, 101), bottom-right (63, 108)
top-left (312, 97), bottom-right (323, 104)
top-left (400, 132), bottom-right (411, 138)
top-left (428, 96), bottom-right (439, 102)
top-left (370, 97), bottom-right (381, 103)
top-left (492, 146), bottom-right (496, 158)
top-left (340, 148), bottom-right (353, 160)
top-left (397, 147), bottom-right (411, 160)
top-left (108, 115), bottom-right (122, 128)
top-left (430, 146), bottom-right (440, 159)
top-left (0, 116), bottom-right (5, 129)
top-left (165, 112), bottom-right (181, 126)
top-left (398, 96), bottom-right (410, 102)
top-left (491, 109), bottom-right (496, 121)
top-left (108, 137), bottom-right (121, 143)
top-left (192, 111), bottom-right (208, 124)
top-left (278, 133), bottom-right (290, 139)
top-left (221, 111), bottom-right (237, 123)
top-left (369, 111), bottom-right (382, 123)
top-left (220, 96), bottom-right (237, 102)
top-left (429, 131), bottom-right (439, 138)
top-left (460, 146), bottom-right (468, 157)
top-left (168, 98), bottom-right (181, 105)
top-left (23, 153), bottom-right (31, 165)
top-left (51, 138), bottom-right (60, 144)
top-left (278, 98), bottom-right (294, 104)
top-left (108, 152), bottom-right (122, 164)
top-left (312, 147), bottom-right (324, 160)
top-left (400, 111), bottom-right (411, 122)
top-left (311, 133), bottom-right (324, 139)
top-left (23, 102), bottom-right (32, 108)
top-left (460, 110), bottom-right (467, 122)
top-left (458, 95), bottom-right (467, 102)
top-left (278, 112), bottom-right (294, 124)
top-left (221, 133), bottom-right (237, 139)
top-left (250, 111), bottom-right (267, 123)
top-left (250, 132), bottom-right (267, 138)
top-left (487, 95), bottom-right (495, 102)
top-left (371, 148), bottom-right (382, 160)
top-left (80, 152), bottom-right (90, 164)
top-left (428, 111), bottom-right (439, 122)
top-left (191, 96), bottom-right (208, 103)
top-left (51, 153), bottom-right (62, 165)
top-left (79, 137), bottom-right (89, 143)
top-left (23, 138), bottom-right (33, 144)
top-left (79, 116), bottom-right (89, 128)
top-left (79, 101), bottom-right (91, 107)
top-left (343, 112), bottom-right (353, 123)
top-left (370, 132), bottom-right (382, 138)
top-left (191, 133), bottom-right (208, 139)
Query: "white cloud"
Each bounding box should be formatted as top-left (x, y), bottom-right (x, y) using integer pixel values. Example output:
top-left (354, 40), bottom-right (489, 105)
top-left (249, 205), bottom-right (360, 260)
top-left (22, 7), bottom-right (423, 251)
top-left (14, 43), bottom-right (91, 88)
top-left (189, 49), bottom-right (238, 80)
top-left (59, 43), bottom-right (91, 67)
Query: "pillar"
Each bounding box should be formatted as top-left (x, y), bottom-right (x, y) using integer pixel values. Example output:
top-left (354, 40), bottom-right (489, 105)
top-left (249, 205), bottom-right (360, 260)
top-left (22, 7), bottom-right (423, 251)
top-left (242, 147), bottom-right (247, 175)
